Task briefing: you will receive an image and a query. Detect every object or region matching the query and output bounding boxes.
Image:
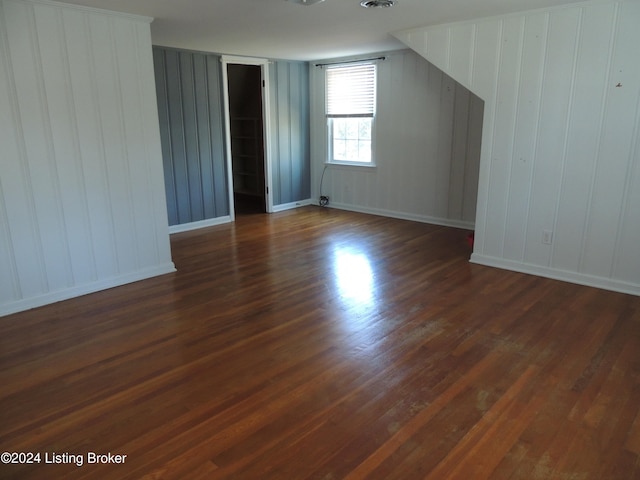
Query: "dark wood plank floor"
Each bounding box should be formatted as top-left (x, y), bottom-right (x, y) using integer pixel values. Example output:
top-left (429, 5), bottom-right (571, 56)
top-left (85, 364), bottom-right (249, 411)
top-left (1, 206), bottom-right (639, 479)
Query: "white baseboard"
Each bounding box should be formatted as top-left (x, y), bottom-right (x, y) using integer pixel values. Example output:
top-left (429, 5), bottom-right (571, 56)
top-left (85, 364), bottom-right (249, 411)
top-left (324, 202), bottom-right (475, 230)
top-left (168, 205), bottom-right (314, 231)
top-left (272, 199), bottom-right (313, 212)
top-left (169, 216), bottom-right (232, 234)
top-left (0, 263), bottom-right (177, 318)
top-left (470, 253), bottom-right (640, 297)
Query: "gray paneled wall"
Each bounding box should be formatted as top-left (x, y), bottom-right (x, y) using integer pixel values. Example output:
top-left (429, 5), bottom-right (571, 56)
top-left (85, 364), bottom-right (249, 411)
top-left (310, 49), bottom-right (483, 228)
top-left (154, 48), bottom-right (311, 222)
top-left (269, 61), bottom-right (311, 206)
top-left (153, 47), bottom-right (228, 226)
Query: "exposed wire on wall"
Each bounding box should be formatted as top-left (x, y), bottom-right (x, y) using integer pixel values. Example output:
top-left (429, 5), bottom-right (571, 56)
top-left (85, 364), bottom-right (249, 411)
top-left (319, 165), bottom-right (329, 206)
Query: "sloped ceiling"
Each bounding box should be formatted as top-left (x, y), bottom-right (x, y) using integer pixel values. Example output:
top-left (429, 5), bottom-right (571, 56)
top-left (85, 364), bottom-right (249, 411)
top-left (57, 0), bottom-right (584, 60)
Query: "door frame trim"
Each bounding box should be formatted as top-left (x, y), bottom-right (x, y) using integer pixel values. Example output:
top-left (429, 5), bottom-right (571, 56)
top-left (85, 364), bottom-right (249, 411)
top-left (221, 55), bottom-right (274, 219)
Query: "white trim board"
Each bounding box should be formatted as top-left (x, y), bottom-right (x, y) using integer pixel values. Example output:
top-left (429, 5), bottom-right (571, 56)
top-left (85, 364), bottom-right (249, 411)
top-left (471, 253), bottom-right (640, 297)
top-left (0, 263), bottom-right (176, 318)
top-left (220, 55), bottom-right (274, 219)
top-left (325, 202), bottom-right (475, 230)
top-left (272, 199), bottom-right (313, 213)
top-left (168, 216), bottom-right (232, 234)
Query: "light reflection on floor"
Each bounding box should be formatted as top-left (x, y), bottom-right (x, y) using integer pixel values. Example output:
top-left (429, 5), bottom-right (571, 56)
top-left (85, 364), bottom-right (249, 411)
top-left (330, 244), bottom-right (388, 363)
top-left (332, 246), bottom-right (376, 312)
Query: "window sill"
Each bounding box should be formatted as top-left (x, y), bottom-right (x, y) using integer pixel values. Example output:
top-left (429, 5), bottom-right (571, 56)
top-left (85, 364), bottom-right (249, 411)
top-left (325, 161), bottom-right (376, 170)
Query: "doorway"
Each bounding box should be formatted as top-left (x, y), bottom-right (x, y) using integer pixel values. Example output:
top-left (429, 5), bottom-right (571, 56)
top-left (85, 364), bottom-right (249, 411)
top-left (221, 56), bottom-right (273, 218)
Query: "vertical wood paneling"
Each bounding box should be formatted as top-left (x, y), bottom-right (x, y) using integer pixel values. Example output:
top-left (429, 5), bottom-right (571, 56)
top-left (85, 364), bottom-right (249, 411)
top-left (64, 9), bottom-right (119, 279)
top-left (0, 0), bottom-right (175, 317)
top-left (193, 55), bottom-right (215, 219)
top-left (581, 2), bottom-right (635, 278)
top-left (36, 5), bottom-right (95, 285)
top-left (134, 22), bottom-right (173, 265)
top-left (0, 1), bottom-right (48, 299)
top-left (503, 13), bottom-right (547, 262)
top-left (271, 62), bottom-right (285, 205)
top-left (426, 26), bottom-right (450, 73)
top-left (469, 21), bottom-right (502, 102)
top-left (270, 65), bottom-right (283, 206)
top-left (449, 24), bottom-right (475, 88)
top-left (92, 14), bottom-right (138, 272)
top-left (114, 17), bottom-right (146, 268)
top-left (0, 18), bottom-right (20, 302)
top-left (277, 63), bottom-right (292, 203)
top-left (153, 50), bottom-right (178, 226)
top-left (613, 105), bottom-right (640, 282)
top-left (553, 4), bottom-right (614, 273)
top-left (6, 0), bottom-right (72, 291)
top-left (483, 17), bottom-right (524, 259)
top-left (612, 0), bottom-right (640, 284)
top-left (424, 63), bottom-right (444, 211)
top-left (394, 0), bottom-right (640, 295)
top-left (206, 55), bottom-right (229, 217)
top-left (404, 54), bottom-right (429, 211)
top-left (0, 180), bottom-right (19, 303)
top-left (115, 18), bottom-right (163, 269)
top-left (156, 51), bottom-right (309, 215)
top-left (269, 59), bottom-right (310, 206)
top-left (152, 47), bottom-right (229, 226)
top-left (384, 52), bottom-right (405, 210)
top-left (164, 51), bottom-right (190, 224)
top-left (435, 74), bottom-right (455, 217)
top-left (449, 87), bottom-right (470, 219)
top-left (467, 20), bottom-right (502, 254)
top-left (179, 53), bottom-right (204, 221)
top-left (309, 49), bottom-right (482, 228)
top-left (287, 64), bottom-right (300, 201)
top-left (292, 61), bottom-right (307, 203)
top-left (524, 9), bottom-right (577, 268)
top-left (462, 94), bottom-right (483, 223)
top-left (372, 51), bottom-right (395, 207)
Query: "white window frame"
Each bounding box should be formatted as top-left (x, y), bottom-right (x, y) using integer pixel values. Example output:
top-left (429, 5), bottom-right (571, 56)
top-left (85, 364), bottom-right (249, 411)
top-left (325, 62), bottom-right (377, 167)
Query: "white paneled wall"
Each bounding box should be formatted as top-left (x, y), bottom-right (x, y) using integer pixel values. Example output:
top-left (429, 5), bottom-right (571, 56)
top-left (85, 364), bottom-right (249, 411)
top-left (394, 0), bottom-right (640, 295)
top-left (0, 0), bottom-right (175, 317)
top-left (310, 50), bottom-right (483, 229)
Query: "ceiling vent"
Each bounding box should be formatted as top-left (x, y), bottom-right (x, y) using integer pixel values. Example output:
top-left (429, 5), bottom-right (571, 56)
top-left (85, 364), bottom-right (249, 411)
top-left (360, 0), bottom-right (397, 7)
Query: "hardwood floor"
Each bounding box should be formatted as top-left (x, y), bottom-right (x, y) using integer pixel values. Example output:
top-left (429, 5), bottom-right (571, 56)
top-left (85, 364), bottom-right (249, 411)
top-left (1, 206), bottom-right (639, 479)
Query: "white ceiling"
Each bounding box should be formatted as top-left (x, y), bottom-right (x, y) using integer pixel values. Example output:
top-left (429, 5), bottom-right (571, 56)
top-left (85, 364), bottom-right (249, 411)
top-left (59, 0), bottom-right (583, 61)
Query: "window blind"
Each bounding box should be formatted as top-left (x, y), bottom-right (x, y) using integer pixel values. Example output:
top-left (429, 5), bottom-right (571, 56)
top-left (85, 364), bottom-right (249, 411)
top-left (326, 63), bottom-right (376, 117)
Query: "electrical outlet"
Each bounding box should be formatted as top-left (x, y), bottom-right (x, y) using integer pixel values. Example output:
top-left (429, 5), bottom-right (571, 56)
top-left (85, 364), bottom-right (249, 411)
top-left (542, 230), bottom-right (553, 245)
top-left (319, 196), bottom-right (329, 207)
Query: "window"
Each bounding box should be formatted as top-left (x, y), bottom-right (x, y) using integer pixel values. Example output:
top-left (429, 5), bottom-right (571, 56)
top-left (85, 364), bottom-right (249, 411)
top-left (326, 62), bottom-right (376, 165)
